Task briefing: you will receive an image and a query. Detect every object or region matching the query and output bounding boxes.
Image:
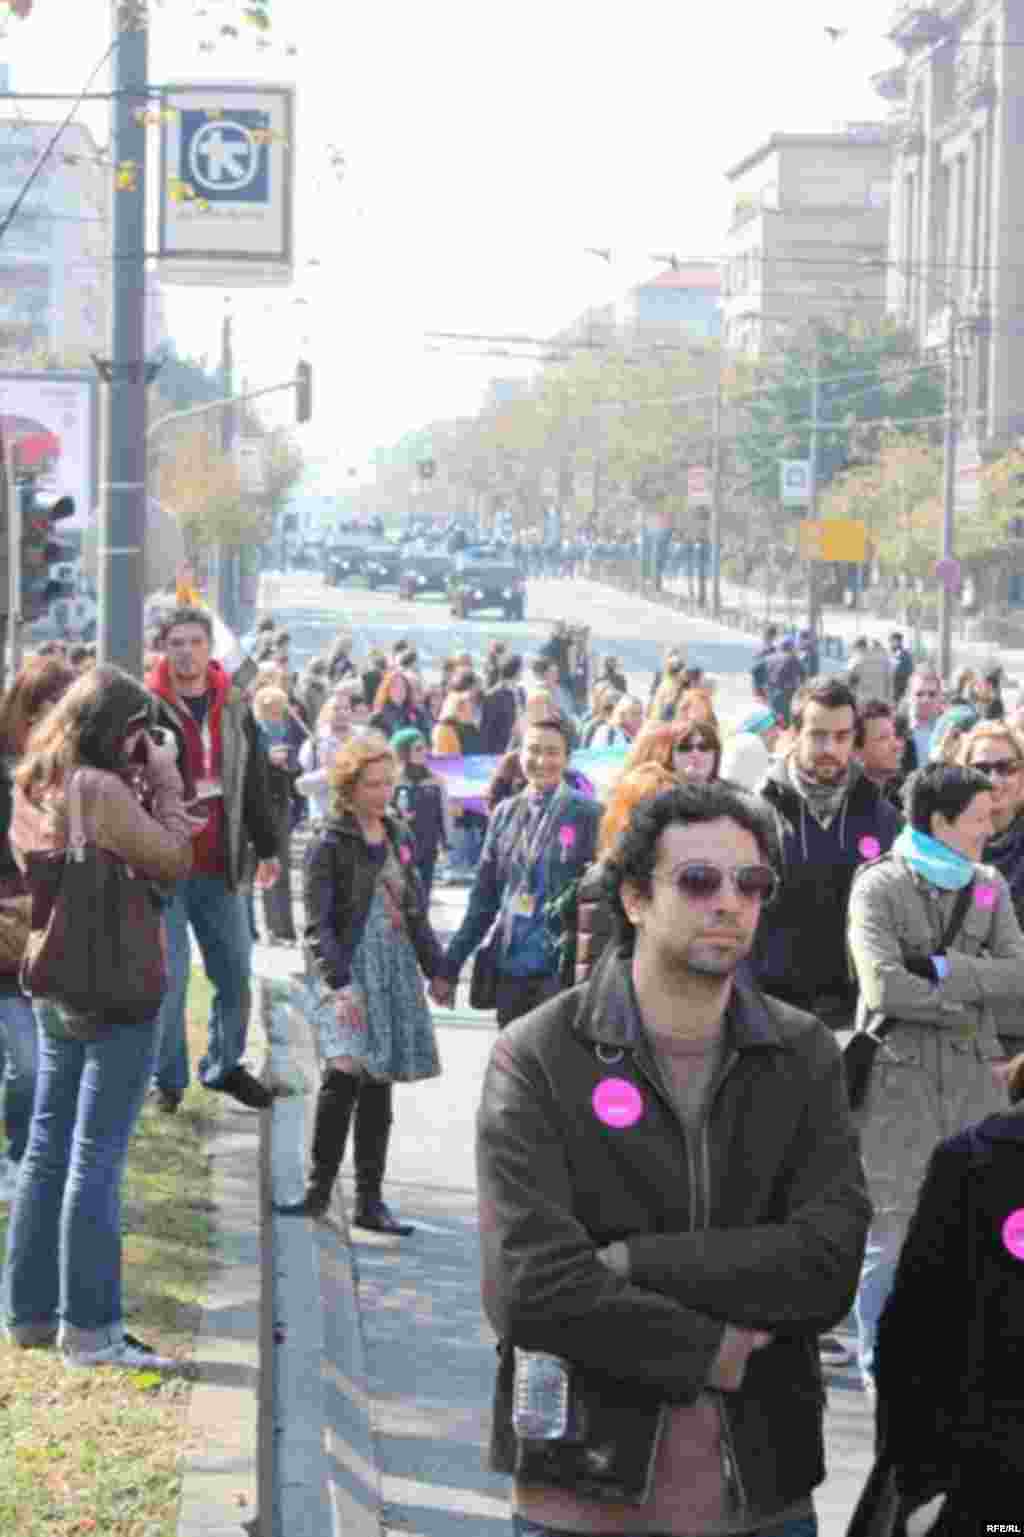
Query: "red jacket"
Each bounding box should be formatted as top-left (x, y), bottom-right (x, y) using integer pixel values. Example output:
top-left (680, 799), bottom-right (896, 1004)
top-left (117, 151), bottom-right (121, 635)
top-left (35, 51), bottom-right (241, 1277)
top-left (146, 656), bottom-right (231, 876)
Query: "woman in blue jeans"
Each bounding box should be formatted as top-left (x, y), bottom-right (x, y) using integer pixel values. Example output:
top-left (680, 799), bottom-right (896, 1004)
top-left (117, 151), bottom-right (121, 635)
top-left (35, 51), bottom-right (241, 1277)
top-left (2, 665), bottom-right (196, 1370)
top-left (0, 653), bottom-right (76, 1195)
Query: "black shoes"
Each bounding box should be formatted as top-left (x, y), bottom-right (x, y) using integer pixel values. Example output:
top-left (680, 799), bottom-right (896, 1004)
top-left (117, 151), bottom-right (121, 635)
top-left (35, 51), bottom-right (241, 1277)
top-left (274, 1187), bottom-right (331, 1219)
top-left (153, 1087), bottom-right (181, 1114)
top-left (352, 1199), bottom-right (414, 1236)
top-left (217, 1066), bottom-right (274, 1110)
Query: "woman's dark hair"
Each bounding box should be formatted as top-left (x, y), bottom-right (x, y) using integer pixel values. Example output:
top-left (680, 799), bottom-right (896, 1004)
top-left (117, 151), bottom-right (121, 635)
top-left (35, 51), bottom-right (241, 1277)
top-left (902, 762), bottom-right (994, 834)
top-left (0, 654), bottom-right (76, 756)
top-left (790, 677), bottom-right (858, 732)
top-left (603, 783), bottom-right (779, 952)
top-left (500, 654), bottom-right (523, 682)
top-left (16, 664), bottom-right (156, 797)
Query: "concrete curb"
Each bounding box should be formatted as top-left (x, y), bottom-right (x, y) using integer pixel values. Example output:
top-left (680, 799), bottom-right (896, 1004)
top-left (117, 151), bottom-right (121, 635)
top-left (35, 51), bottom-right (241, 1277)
top-left (175, 980), bottom-right (270, 1537)
top-left (264, 977), bottom-right (382, 1537)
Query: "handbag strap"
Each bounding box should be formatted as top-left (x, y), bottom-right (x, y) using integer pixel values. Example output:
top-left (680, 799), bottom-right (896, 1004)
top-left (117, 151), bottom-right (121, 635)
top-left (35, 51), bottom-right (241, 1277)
top-left (66, 770), bottom-right (87, 860)
top-left (938, 879), bottom-right (976, 953)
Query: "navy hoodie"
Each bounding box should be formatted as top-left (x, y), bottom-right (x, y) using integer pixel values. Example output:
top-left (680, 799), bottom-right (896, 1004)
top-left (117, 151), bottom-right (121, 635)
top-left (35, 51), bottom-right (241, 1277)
top-left (752, 758), bottom-right (900, 1023)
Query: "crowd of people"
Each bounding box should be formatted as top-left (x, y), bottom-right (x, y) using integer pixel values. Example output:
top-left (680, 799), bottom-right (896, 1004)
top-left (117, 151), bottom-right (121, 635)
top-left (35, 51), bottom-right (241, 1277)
top-left (0, 607), bottom-right (1022, 1532)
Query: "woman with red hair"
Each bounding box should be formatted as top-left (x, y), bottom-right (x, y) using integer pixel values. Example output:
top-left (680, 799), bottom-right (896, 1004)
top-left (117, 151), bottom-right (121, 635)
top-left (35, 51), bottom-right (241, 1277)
top-left (570, 764), bottom-right (679, 986)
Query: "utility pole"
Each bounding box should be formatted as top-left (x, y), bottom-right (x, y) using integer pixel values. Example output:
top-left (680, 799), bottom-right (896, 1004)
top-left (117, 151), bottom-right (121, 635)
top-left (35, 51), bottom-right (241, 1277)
top-left (710, 379), bottom-right (722, 619)
top-left (806, 343), bottom-right (821, 639)
top-left (938, 302), bottom-right (959, 681)
top-left (219, 305), bottom-right (236, 628)
top-left (98, 0), bottom-right (148, 676)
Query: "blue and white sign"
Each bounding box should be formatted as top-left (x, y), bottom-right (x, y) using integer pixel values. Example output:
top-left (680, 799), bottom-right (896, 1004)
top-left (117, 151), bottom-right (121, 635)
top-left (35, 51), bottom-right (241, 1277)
top-left (158, 83), bottom-right (294, 287)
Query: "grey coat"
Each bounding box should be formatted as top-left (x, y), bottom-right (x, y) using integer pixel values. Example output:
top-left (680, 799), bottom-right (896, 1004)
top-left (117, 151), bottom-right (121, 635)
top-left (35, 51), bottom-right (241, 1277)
top-left (847, 853), bottom-right (1024, 1048)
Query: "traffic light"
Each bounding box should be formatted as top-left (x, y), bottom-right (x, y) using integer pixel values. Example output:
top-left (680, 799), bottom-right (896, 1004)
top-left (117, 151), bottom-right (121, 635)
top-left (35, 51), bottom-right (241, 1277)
top-left (20, 479), bottom-right (74, 623)
top-left (295, 359), bottom-right (312, 424)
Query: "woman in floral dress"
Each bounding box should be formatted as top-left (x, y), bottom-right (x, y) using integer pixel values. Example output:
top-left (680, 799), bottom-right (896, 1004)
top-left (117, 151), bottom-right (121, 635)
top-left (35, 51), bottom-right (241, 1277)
top-left (275, 733), bottom-right (443, 1232)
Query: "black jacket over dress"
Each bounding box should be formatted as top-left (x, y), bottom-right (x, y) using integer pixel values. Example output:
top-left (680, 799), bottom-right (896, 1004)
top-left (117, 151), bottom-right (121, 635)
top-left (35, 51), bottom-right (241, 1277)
top-left (476, 951), bottom-right (870, 1519)
top-left (303, 810), bottom-right (443, 991)
top-left (874, 1109), bottom-right (1024, 1515)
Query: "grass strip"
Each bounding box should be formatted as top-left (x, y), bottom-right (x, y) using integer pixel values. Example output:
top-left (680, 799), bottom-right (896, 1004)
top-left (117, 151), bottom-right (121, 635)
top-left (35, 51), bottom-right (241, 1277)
top-left (0, 970), bottom-right (225, 1537)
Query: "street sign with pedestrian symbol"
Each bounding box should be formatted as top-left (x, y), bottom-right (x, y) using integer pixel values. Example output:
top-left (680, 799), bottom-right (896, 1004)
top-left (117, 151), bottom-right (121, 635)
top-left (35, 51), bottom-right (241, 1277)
top-left (158, 83), bottom-right (294, 286)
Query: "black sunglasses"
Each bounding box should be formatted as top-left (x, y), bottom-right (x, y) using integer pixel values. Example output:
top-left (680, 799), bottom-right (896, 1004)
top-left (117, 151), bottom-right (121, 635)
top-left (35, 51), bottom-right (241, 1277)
top-left (675, 737), bottom-right (713, 754)
top-left (661, 862), bottom-right (779, 904)
top-left (972, 758), bottom-right (1021, 779)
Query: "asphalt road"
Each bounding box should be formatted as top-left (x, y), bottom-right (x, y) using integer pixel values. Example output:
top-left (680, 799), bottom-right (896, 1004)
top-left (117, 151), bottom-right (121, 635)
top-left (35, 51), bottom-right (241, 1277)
top-left (254, 569), bottom-right (762, 726)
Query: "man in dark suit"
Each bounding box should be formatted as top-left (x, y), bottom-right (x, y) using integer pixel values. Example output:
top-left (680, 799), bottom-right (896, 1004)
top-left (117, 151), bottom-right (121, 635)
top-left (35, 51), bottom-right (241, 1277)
top-left (479, 654), bottom-right (522, 756)
top-left (895, 667), bottom-right (944, 780)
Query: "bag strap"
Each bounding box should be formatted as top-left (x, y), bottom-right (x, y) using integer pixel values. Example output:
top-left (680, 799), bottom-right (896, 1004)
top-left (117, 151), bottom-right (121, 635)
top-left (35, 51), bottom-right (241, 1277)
top-left (938, 879), bottom-right (976, 954)
top-left (66, 770), bottom-right (87, 859)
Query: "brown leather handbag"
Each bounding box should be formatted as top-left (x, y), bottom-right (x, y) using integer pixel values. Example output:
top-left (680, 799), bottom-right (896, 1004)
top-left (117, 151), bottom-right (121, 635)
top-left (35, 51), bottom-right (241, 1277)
top-left (20, 770), bottom-right (168, 1039)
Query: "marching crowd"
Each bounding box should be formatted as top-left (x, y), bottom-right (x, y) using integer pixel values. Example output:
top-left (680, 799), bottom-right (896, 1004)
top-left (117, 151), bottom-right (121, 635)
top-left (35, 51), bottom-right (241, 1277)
top-left (0, 606), bottom-right (1022, 1533)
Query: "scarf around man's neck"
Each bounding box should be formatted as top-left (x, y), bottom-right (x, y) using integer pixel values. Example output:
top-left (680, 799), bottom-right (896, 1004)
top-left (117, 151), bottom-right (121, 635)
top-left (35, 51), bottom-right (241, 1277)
top-left (893, 824), bottom-right (975, 890)
top-left (787, 755), bottom-right (853, 829)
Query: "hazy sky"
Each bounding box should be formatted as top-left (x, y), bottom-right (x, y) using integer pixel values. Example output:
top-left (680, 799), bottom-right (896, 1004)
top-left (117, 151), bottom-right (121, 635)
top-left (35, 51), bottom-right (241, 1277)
top-left (7, 0), bottom-right (903, 480)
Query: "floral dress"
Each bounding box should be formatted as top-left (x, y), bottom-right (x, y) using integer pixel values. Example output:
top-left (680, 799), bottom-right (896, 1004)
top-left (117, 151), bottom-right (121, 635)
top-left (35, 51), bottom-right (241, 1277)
top-left (312, 841), bottom-right (441, 1083)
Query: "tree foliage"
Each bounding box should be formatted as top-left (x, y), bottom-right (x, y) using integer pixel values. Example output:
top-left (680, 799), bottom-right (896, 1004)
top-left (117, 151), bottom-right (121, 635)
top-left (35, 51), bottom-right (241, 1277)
top-left (737, 318), bottom-right (946, 513)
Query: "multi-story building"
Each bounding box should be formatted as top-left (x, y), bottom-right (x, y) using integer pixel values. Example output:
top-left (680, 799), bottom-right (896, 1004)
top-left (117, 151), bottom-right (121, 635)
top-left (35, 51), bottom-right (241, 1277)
top-left (722, 126), bottom-right (892, 355)
top-left (0, 119), bottom-right (110, 358)
top-left (564, 263), bottom-right (722, 353)
top-left (0, 113), bottom-right (168, 365)
top-left (874, 1), bottom-right (1021, 445)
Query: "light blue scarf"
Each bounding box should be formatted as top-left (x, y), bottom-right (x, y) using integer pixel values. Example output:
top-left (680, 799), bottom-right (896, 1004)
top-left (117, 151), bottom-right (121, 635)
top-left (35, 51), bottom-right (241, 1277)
top-left (893, 825), bottom-right (974, 890)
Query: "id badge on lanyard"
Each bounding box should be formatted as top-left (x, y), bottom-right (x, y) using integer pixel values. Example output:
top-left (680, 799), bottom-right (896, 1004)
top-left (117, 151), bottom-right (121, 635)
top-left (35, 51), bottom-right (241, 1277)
top-left (195, 714), bottom-right (223, 802)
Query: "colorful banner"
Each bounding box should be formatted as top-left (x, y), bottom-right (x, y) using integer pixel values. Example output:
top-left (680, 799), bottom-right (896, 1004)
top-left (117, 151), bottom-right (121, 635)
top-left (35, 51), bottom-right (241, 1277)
top-left (426, 747), bottom-right (629, 807)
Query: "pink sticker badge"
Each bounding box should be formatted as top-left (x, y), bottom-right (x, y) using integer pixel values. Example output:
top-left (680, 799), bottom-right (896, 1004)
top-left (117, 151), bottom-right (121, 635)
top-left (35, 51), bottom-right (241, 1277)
top-left (858, 836), bottom-right (881, 861)
top-left (592, 1078), bottom-right (644, 1130)
top-left (1001, 1208), bottom-right (1024, 1261)
top-left (975, 884), bottom-right (997, 911)
top-left (558, 824), bottom-right (577, 861)
top-left (399, 845), bottom-right (411, 865)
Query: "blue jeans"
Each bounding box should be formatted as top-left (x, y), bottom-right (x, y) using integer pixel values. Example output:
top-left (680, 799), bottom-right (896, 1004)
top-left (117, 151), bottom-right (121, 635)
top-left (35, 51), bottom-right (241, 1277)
top-left (155, 875), bottom-right (252, 1096)
top-left (0, 993), bottom-right (37, 1163)
top-left (513, 1518), bottom-right (817, 1537)
top-left (2, 1001), bottom-right (159, 1340)
top-left (855, 1232), bottom-right (895, 1383)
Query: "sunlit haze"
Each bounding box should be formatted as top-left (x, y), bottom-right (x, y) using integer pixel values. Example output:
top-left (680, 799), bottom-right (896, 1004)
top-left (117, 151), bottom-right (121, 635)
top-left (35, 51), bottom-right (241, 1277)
top-left (7, 0), bottom-right (901, 480)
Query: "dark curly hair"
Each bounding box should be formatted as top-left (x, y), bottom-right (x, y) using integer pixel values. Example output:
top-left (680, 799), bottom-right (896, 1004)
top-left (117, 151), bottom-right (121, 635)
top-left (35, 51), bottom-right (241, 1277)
top-left (602, 783), bottom-right (779, 952)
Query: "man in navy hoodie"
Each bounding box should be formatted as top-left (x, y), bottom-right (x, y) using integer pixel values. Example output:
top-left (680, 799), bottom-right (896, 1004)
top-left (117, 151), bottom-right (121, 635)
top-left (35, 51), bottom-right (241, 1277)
top-left (752, 677), bottom-right (900, 1035)
top-left (752, 677), bottom-right (899, 1371)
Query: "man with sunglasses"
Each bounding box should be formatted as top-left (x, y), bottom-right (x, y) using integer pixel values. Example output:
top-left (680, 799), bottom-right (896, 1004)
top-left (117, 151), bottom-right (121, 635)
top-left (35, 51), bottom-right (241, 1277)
top-left (476, 782), bottom-right (869, 1537)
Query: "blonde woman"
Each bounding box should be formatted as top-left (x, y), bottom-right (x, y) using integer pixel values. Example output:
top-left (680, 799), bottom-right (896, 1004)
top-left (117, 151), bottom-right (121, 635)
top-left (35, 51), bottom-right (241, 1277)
top-left (432, 691), bottom-right (484, 879)
top-left (275, 735), bottom-right (443, 1231)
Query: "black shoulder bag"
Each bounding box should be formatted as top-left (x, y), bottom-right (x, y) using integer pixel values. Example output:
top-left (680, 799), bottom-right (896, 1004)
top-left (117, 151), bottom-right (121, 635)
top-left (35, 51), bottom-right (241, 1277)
top-left (843, 878), bottom-right (975, 1112)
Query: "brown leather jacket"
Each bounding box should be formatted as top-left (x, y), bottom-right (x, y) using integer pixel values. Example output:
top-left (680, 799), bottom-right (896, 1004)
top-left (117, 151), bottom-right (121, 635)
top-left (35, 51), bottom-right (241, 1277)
top-left (477, 951), bottom-right (870, 1519)
top-left (11, 763), bottom-right (194, 885)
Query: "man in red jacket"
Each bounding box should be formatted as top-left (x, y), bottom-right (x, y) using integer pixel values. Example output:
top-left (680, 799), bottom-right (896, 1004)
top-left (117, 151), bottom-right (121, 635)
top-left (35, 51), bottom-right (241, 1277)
top-left (148, 609), bottom-right (280, 1111)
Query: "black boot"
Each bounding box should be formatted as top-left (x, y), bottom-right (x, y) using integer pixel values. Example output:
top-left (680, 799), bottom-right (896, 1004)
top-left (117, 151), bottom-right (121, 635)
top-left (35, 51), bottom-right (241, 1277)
top-left (274, 1068), bottom-right (359, 1217)
top-left (352, 1083), bottom-right (413, 1235)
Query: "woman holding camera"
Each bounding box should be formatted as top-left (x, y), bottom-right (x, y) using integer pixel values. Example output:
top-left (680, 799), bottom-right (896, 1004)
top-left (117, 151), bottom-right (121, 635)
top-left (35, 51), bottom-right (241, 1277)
top-left (2, 667), bottom-right (196, 1371)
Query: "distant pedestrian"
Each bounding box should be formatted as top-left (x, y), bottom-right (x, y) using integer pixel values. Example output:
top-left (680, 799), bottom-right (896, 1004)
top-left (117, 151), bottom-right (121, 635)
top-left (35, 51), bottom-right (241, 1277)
top-left (888, 631), bottom-right (913, 705)
top-left (390, 728), bottom-right (451, 901)
top-left (847, 636), bottom-right (893, 707)
top-left (761, 636), bottom-right (804, 726)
